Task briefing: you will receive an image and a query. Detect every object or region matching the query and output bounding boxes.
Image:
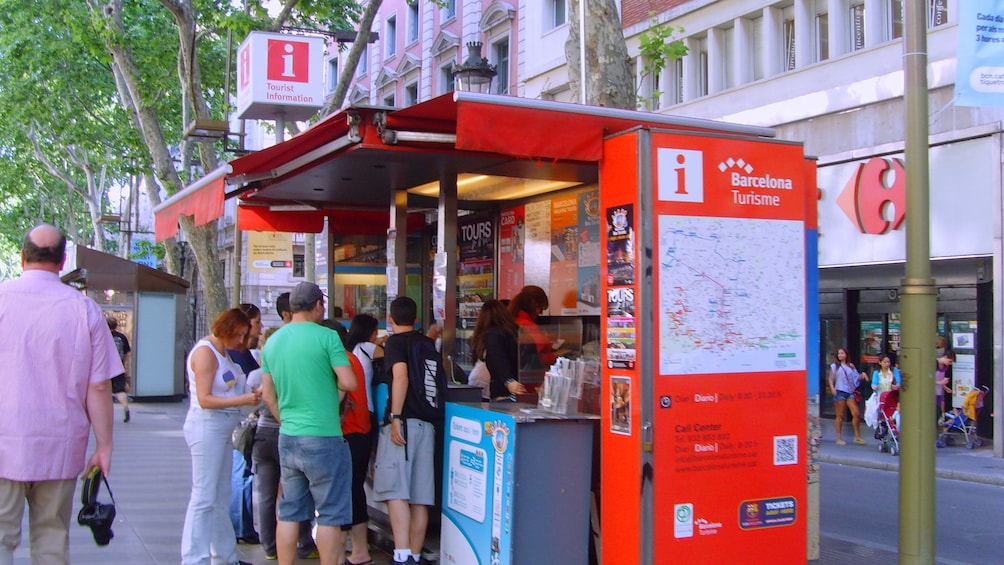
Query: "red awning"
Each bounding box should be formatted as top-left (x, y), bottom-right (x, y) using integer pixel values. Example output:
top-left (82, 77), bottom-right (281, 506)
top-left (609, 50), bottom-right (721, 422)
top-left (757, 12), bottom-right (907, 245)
top-left (153, 92), bottom-right (774, 241)
top-left (237, 206), bottom-right (425, 235)
top-left (153, 169), bottom-right (228, 241)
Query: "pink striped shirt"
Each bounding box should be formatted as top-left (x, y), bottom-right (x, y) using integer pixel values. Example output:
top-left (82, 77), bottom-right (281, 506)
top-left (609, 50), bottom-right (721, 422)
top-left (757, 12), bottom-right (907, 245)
top-left (0, 269), bottom-right (123, 481)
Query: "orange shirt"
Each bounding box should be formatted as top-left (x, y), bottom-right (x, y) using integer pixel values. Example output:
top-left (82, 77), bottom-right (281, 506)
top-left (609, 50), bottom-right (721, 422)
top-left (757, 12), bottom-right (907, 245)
top-left (340, 354), bottom-right (371, 435)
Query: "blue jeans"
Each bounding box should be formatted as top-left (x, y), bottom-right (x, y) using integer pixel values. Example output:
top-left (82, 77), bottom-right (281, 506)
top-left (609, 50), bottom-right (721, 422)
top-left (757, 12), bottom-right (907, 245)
top-left (181, 407), bottom-right (240, 565)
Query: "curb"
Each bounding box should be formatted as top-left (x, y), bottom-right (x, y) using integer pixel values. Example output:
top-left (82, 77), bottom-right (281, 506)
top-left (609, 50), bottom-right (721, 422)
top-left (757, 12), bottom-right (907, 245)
top-left (819, 454), bottom-right (1004, 487)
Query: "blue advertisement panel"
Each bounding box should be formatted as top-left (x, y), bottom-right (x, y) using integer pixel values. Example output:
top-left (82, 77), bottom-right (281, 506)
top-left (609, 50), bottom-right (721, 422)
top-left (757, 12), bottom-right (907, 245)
top-left (440, 404), bottom-right (516, 565)
top-left (956, 0), bottom-right (1004, 107)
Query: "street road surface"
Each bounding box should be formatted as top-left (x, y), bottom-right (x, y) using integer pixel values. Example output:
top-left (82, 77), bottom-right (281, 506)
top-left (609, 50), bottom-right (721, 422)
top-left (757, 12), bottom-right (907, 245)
top-left (821, 461), bottom-right (1003, 564)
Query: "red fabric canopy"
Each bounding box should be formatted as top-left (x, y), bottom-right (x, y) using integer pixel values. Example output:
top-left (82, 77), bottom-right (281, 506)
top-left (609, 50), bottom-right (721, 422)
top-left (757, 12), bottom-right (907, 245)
top-left (237, 206), bottom-right (425, 235)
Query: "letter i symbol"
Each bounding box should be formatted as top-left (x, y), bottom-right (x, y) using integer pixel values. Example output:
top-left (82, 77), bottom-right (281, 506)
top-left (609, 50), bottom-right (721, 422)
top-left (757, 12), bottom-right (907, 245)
top-left (281, 44), bottom-right (295, 77)
top-left (675, 154), bottom-right (688, 194)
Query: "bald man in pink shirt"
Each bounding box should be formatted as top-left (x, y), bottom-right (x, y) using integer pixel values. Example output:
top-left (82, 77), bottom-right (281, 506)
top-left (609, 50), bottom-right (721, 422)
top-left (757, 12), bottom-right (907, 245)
top-left (0, 224), bottom-right (122, 565)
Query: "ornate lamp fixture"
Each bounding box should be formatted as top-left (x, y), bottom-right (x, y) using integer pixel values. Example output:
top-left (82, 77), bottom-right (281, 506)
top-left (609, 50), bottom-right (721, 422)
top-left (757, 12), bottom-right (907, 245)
top-left (451, 41), bottom-right (497, 94)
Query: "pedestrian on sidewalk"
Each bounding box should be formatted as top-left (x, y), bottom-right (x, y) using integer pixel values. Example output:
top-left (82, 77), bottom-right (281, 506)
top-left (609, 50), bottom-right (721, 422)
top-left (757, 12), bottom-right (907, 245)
top-left (181, 308), bottom-right (260, 565)
top-left (0, 224), bottom-right (122, 565)
top-left (935, 350), bottom-right (955, 422)
top-left (107, 316), bottom-right (132, 423)
top-left (260, 282), bottom-right (357, 565)
top-left (828, 347), bottom-right (867, 445)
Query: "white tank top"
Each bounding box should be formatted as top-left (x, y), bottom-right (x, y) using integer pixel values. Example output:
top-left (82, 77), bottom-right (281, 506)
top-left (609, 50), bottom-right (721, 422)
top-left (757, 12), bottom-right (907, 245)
top-left (186, 339), bottom-right (245, 409)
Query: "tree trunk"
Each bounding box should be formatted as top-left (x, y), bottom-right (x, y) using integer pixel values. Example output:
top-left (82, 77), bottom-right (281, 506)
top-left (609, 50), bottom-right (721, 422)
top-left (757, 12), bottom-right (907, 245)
top-left (94, 0), bottom-right (229, 321)
top-left (323, 0), bottom-right (383, 114)
top-left (564, 0), bottom-right (635, 109)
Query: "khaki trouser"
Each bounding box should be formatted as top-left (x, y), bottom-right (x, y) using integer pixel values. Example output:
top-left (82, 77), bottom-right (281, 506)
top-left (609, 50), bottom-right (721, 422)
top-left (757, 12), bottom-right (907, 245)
top-left (0, 478), bottom-right (76, 565)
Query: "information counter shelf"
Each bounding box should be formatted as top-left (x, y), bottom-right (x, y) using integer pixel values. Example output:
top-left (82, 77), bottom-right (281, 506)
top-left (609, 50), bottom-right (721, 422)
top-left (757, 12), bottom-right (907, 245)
top-left (440, 402), bottom-right (598, 565)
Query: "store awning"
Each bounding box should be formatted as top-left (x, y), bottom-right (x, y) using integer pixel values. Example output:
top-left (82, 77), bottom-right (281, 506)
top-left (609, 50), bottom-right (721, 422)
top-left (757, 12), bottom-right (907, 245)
top-left (154, 92), bottom-right (774, 241)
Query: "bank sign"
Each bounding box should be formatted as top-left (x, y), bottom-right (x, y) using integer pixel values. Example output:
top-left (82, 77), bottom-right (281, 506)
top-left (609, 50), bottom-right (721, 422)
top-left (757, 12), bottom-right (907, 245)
top-left (236, 32), bottom-right (325, 122)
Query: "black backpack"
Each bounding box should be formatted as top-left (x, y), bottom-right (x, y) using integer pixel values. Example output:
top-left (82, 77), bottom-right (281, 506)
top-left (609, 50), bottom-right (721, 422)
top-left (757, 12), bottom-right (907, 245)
top-left (401, 331), bottom-right (447, 423)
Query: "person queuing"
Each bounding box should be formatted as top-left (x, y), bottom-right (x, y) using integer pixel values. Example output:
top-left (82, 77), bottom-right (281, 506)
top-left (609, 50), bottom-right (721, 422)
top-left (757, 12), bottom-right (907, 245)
top-left (181, 308), bottom-right (260, 565)
top-left (469, 299), bottom-right (526, 402)
top-left (260, 283), bottom-right (357, 565)
top-left (226, 304), bottom-right (264, 545)
top-left (323, 319), bottom-right (374, 565)
top-left (0, 225), bottom-right (122, 564)
top-left (373, 297), bottom-right (438, 565)
top-left (346, 313), bottom-right (385, 425)
top-left (251, 294), bottom-right (319, 561)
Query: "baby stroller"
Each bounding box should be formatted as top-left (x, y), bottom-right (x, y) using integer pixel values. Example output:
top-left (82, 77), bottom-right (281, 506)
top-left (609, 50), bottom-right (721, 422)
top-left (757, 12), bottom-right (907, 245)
top-left (937, 386), bottom-right (987, 449)
top-left (875, 390), bottom-right (900, 456)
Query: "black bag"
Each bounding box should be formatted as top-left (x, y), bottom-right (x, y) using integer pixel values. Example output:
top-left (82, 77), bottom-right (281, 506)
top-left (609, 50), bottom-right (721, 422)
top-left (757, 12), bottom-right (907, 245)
top-left (78, 467), bottom-right (117, 546)
top-left (232, 410), bottom-right (259, 465)
top-left (402, 331), bottom-right (447, 424)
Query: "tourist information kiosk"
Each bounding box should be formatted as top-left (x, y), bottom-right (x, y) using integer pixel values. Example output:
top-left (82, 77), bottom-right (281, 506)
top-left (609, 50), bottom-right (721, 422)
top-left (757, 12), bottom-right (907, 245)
top-left (153, 93), bottom-right (817, 564)
top-left (599, 128), bottom-right (813, 564)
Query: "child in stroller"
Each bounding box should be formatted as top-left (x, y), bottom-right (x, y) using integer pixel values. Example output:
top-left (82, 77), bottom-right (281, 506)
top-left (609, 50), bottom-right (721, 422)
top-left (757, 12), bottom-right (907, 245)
top-left (875, 390), bottom-right (900, 456)
top-left (937, 386), bottom-right (988, 449)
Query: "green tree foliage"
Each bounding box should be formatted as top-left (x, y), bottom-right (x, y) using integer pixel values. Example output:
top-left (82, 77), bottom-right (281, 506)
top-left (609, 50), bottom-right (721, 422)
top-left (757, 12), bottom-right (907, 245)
top-left (0, 0), bottom-right (367, 315)
top-left (637, 14), bottom-right (688, 110)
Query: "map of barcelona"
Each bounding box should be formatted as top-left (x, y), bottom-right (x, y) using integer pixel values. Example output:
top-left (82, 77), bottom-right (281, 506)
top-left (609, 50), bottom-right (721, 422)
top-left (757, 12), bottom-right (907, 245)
top-left (658, 215), bottom-right (806, 375)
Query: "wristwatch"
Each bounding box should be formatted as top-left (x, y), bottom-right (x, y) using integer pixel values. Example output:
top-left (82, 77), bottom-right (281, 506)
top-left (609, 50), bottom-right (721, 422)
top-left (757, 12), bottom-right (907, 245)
top-left (389, 413), bottom-right (403, 420)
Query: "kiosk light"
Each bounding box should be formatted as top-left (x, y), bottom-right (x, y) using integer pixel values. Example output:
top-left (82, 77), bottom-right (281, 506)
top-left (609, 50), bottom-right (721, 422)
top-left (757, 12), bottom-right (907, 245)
top-left (452, 41), bottom-right (497, 94)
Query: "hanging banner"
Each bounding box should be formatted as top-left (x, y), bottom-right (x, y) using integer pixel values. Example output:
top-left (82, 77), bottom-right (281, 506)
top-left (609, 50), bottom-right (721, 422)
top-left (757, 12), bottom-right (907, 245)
top-left (956, 0), bottom-right (1004, 107)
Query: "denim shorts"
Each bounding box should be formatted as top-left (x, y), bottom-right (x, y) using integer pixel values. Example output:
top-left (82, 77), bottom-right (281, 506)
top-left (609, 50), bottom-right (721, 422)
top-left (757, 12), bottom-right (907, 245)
top-left (277, 435), bottom-right (351, 527)
top-left (834, 390), bottom-right (854, 401)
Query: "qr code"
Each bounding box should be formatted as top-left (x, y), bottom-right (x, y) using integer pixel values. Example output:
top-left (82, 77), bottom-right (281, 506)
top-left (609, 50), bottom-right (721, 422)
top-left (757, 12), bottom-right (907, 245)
top-left (773, 435), bottom-right (798, 466)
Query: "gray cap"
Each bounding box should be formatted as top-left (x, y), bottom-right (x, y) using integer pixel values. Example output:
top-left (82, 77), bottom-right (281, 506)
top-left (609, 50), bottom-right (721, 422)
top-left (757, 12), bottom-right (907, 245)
top-left (289, 282), bottom-right (324, 310)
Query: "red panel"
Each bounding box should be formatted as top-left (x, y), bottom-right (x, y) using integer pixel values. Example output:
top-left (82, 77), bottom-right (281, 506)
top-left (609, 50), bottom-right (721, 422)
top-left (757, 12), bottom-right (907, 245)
top-left (648, 132), bottom-right (808, 562)
top-left (237, 206), bottom-right (325, 233)
top-left (236, 206), bottom-right (426, 235)
top-left (599, 131), bottom-right (642, 565)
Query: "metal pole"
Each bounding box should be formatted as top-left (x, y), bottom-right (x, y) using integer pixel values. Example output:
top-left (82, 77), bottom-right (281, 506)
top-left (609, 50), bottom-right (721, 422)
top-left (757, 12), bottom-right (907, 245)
top-left (579, 0), bottom-right (587, 104)
top-left (899, 1), bottom-right (937, 563)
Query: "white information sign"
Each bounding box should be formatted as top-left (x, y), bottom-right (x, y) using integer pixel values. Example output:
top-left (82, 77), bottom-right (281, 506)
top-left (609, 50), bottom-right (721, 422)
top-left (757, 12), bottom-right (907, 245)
top-left (236, 31), bottom-right (325, 121)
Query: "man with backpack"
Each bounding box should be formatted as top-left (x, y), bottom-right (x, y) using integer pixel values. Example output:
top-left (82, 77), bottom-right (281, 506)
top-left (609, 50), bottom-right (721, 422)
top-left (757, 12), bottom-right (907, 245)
top-left (372, 297), bottom-right (446, 565)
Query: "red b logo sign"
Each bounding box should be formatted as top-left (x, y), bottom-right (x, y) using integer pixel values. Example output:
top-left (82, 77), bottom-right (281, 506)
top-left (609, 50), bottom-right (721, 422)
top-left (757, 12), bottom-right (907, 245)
top-left (267, 39), bottom-right (310, 83)
top-left (837, 157), bottom-right (906, 234)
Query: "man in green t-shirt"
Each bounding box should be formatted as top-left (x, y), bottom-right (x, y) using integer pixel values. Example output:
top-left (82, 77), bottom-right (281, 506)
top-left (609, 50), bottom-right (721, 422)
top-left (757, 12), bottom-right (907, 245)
top-left (261, 282), bottom-right (357, 565)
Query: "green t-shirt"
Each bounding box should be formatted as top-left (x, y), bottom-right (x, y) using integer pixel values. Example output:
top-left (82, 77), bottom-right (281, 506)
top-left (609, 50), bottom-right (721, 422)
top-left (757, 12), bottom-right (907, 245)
top-left (261, 322), bottom-right (349, 437)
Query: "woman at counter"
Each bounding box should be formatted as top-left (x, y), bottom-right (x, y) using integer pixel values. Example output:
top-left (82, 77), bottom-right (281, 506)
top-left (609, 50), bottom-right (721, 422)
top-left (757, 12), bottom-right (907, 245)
top-left (508, 285), bottom-right (567, 371)
top-left (470, 299), bottom-right (526, 401)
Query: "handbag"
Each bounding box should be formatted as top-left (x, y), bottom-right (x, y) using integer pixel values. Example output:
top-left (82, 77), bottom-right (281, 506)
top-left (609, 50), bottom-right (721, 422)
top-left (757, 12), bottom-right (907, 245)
top-left (853, 390), bottom-right (863, 403)
top-left (232, 410), bottom-right (259, 465)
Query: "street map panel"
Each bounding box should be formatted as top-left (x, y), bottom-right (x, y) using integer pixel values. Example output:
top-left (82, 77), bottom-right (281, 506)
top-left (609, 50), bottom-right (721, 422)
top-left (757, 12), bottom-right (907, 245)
top-left (658, 215), bottom-right (805, 375)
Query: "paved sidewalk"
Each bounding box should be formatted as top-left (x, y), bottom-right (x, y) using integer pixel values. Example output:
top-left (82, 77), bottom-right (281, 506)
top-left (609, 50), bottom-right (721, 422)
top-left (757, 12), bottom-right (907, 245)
top-left (12, 401), bottom-right (1001, 564)
top-left (817, 415), bottom-right (1004, 487)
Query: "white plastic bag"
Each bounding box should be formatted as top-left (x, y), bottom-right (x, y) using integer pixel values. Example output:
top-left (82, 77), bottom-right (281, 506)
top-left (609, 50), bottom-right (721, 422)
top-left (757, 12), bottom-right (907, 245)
top-left (468, 360), bottom-right (490, 400)
top-left (864, 392), bottom-right (880, 428)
